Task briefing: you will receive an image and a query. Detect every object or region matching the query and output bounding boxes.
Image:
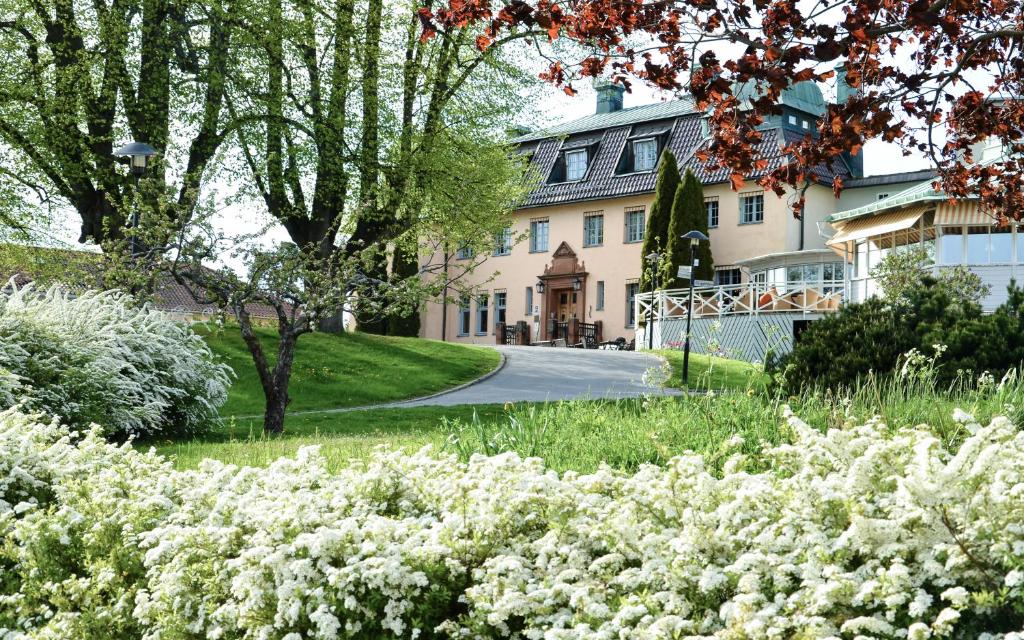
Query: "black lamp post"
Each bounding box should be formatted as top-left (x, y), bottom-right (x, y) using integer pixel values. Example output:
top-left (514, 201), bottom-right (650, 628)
top-left (644, 251), bottom-right (662, 350)
top-left (114, 142), bottom-right (158, 257)
top-left (680, 230), bottom-right (709, 385)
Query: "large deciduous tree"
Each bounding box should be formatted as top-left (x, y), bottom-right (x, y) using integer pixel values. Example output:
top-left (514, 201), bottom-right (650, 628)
top-left (0, 0), bottom-right (234, 244)
top-left (422, 0), bottom-right (1024, 218)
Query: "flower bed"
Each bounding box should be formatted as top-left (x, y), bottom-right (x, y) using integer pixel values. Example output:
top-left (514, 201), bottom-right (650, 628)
top-left (2, 406), bottom-right (1024, 639)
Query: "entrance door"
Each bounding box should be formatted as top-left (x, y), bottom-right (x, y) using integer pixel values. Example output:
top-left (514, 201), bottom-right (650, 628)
top-left (557, 291), bottom-right (577, 321)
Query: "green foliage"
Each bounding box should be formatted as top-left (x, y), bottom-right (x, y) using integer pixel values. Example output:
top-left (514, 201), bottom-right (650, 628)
top-left (780, 277), bottom-right (1024, 393)
top-left (664, 169), bottom-right (713, 288)
top-left (639, 150), bottom-right (680, 295)
top-left (871, 246), bottom-right (991, 310)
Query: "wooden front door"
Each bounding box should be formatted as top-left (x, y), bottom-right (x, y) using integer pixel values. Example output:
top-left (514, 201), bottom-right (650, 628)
top-left (557, 290), bottom-right (577, 321)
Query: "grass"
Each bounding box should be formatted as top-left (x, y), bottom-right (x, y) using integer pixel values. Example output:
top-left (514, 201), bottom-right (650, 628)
top-left (199, 326), bottom-right (501, 416)
top-left (656, 349), bottom-right (769, 391)
top-left (147, 405), bottom-right (509, 471)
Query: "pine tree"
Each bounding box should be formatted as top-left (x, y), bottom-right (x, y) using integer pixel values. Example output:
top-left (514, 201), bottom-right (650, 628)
top-left (638, 150), bottom-right (680, 298)
top-left (665, 169), bottom-right (714, 289)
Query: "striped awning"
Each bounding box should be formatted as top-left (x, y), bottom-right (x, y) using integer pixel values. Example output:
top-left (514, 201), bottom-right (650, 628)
top-left (827, 205), bottom-right (930, 247)
top-left (934, 200), bottom-right (995, 225)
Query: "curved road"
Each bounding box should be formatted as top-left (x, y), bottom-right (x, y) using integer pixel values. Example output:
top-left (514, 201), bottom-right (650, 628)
top-left (391, 345), bottom-right (678, 407)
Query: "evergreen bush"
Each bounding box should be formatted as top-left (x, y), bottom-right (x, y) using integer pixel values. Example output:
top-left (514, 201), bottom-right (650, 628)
top-left (664, 169), bottom-right (713, 288)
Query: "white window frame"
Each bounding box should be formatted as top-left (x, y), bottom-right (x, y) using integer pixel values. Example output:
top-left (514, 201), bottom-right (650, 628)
top-left (494, 291), bottom-right (507, 326)
top-left (705, 197), bottom-right (719, 229)
top-left (530, 219), bottom-right (549, 253)
top-left (626, 282), bottom-right (639, 327)
top-left (475, 294), bottom-right (489, 335)
top-left (583, 213), bottom-right (604, 247)
top-left (457, 295), bottom-right (471, 336)
top-left (493, 227), bottom-right (512, 256)
top-left (624, 208), bottom-right (645, 243)
top-left (525, 286), bottom-right (534, 316)
top-left (565, 149), bottom-right (588, 181)
top-left (596, 280), bottom-right (605, 310)
top-left (632, 138), bottom-right (658, 172)
top-left (739, 193), bottom-right (764, 225)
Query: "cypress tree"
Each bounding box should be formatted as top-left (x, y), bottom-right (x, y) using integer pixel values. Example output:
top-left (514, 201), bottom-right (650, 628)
top-left (639, 150), bottom-right (680, 297)
top-left (665, 169), bottom-right (714, 289)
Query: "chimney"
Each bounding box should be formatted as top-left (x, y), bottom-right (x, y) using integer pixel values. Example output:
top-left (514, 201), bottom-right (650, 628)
top-left (835, 62), bottom-right (864, 178)
top-left (595, 79), bottom-right (625, 114)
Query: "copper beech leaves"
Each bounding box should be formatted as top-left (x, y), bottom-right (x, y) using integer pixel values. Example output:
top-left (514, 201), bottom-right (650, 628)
top-left (422, 0), bottom-right (1024, 219)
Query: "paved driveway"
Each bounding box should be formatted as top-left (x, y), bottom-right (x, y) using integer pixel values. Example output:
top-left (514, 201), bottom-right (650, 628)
top-left (393, 346), bottom-right (677, 407)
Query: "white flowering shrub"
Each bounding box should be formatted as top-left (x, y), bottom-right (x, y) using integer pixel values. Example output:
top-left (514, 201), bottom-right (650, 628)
top-left (0, 283), bottom-right (232, 438)
top-left (4, 407), bottom-right (1024, 638)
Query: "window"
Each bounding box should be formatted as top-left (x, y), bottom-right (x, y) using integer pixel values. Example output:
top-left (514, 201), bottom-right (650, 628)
top-left (584, 213), bottom-right (604, 247)
top-left (494, 291), bottom-right (507, 325)
top-left (632, 138), bottom-right (658, 172)
top-left (705, 197), bottom-right (720, 228)
top-left (458, 295), bottom-right (471, 335)
top-left (624, 207), bottom-right (645, 243)
top-left (455, 245), bottom-right (474, 260)
top-left (596, 281), bottom-right (605, 310)
top-left (626, 282), bottom-right (639, 327)
top-left (855, 240), bottom-right (869, 278)
top-left (565, 149), bottom-right (588, 181)
top-left (788, 115), bottom-right (797, 126)
top-left (1018, 226), bottom-right (1024, 262)
top-left (801, 119), bottom-right (809, 130)
top-left (877, 193), bottom-right (890, 201)
top-left (476, 294), bottom-right (489, 335)
top-left (525, 286), bottom-right (534, 315)
top-left (493, 227), bottom-right (512, 256)
top-left (715, 268), bottom-right (742, 286)
top-left (530, 219), bottom-right (549, 253)
top-left (740, 193), bottom-right (764, 224)
top-left (939, 226), bottom-right (964, 264)
top-left (992, 226), bottom-right (1013, 263)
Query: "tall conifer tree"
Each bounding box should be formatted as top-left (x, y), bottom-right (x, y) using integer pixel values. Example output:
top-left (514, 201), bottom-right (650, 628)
top-left (639, 150), bottom-right (680, 297)
top-left (665, 169), bottom-right (714, 289)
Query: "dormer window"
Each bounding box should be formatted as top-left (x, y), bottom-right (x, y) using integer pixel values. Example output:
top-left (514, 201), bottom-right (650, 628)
top-left (565, 149), bottom-right (588, 181)
top-left (633, 138), bottom-right (658, 172)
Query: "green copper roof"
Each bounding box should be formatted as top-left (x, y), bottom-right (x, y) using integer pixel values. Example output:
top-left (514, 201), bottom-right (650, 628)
top-left (828, 178), bottom-right (949, 223)
top-left (732, 80), bottom-right (827, 117)
top-left (512, 98), bottom-right (698, 143)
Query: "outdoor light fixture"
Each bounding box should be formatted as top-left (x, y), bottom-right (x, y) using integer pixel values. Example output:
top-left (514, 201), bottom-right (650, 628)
top-left (113, 142), bottom-right (160, 257)
top-left (535, 279), bottom-right (545, 293)
top-left (680, 230), bottom-right (710, 385)
top-left (572, 276), bottom-right (582, 291)
top-left (644, 251), bottom-right (662, 350)
top-left (114, 142), bottom-right (158, 176)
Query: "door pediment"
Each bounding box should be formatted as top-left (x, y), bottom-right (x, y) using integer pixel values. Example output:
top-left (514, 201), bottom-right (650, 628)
top-left (543, 241), bottom-right (586, 277)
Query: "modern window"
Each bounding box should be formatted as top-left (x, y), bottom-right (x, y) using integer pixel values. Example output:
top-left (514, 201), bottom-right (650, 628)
top-left (626, 282), bottom-right (640, 327)
top-left (715, 268), bottom-right (742, 286)
top-left (706, 197), bottom-right (720, 229)
top-left (494, 291), bottom-right (507, 326)
top-left (801, 119), bottom-right (810, 130)
top-left (475, 294), bottom-right (489, 335)
top-left (530, 219), bottom-right (549, 253)
top-left (939, 226), bottom-right (965, 264)
top-left (624, 207), bottom-right (645, 243)
top-left (565, 149), bottom-right (588, 181)
top-left (632, 138), bottom-right (658, 172)
top-left (596, 280), bottom-right (605, 310)
top-left (992, 226), bottom-right (1013, 263)
top-left (788, 115), bottom-right (797, 126)
top-left (455, 245), bottom-right (474, 260)
top-left (525, 286), bottom-right (534, 315)
top-left (457, 295), bottom-right (471, 336)
top-left (493, 227), bottom-right (512, 256)
top-left (740, 193), bottom-right (764, 224)
top-left (583, 213), bottom-right (604, 247)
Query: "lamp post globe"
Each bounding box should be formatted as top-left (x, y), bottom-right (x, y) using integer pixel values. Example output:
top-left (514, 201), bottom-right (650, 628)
top-left (680, 230), bottom-right (709, 385)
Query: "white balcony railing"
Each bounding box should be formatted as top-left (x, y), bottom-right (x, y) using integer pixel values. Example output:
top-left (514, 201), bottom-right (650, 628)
top-left (636, 280), bottom-right (846, 323)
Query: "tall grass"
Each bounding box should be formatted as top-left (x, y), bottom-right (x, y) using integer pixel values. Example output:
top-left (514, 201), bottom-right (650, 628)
top-left (443, 351), bottom-right (1024, 474)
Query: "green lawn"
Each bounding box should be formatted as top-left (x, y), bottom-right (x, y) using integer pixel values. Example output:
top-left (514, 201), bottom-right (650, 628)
top-left (656, 349), bottom-right (769, 391)
top-left (200, 327), bottom-right (501, 416)
top-left (148, 404), bottom-right (508, 471)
